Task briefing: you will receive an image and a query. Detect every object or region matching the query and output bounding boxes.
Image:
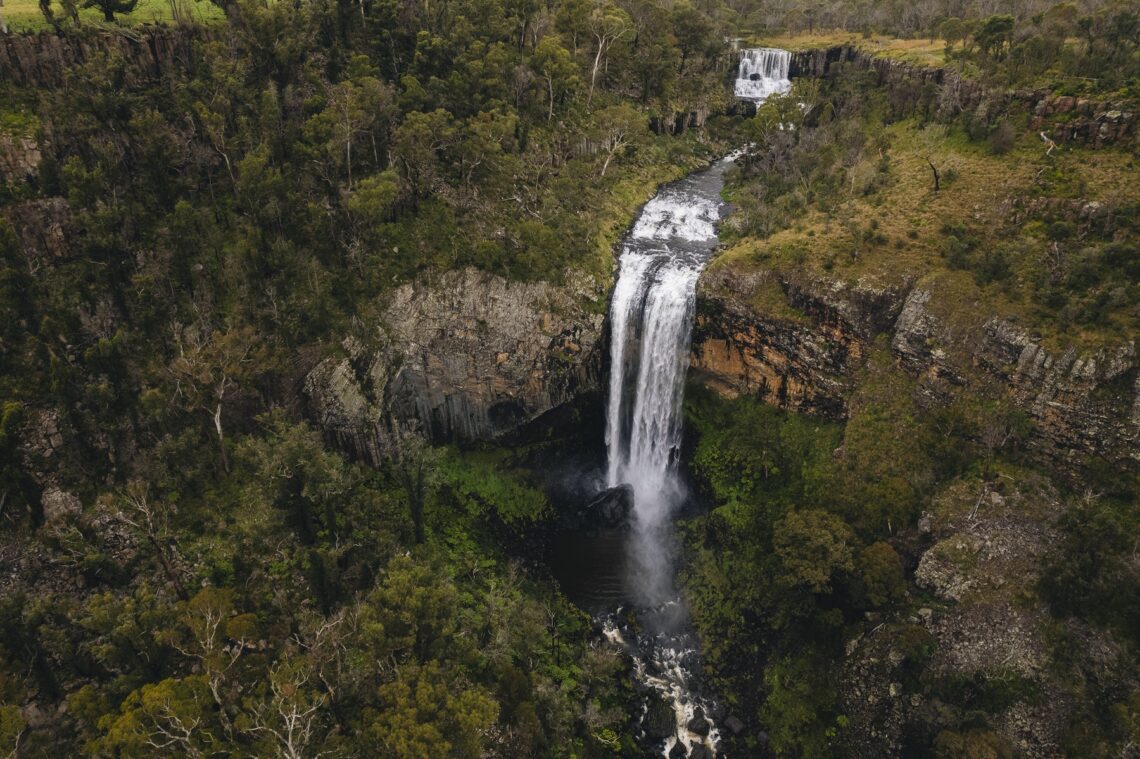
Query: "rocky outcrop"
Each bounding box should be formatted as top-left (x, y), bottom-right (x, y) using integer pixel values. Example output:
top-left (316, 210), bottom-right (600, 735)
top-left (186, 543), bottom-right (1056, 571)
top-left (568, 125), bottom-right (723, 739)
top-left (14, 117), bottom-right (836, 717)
top-left (0, 133), bottom-right (41, 185)
top-left (694, 266), bottom-right (1140, 470)
top-left (3, 197), bottom-right (75, 264)
top-left (842, 477), bottom-right (1071, 759)
top-left (975, 317), bottom-right (1139, 466)
top-left (890, 288), bottom-right (964, 384)
top-left (789, 45), bottom-right (1135, 148)
top-left (1027, 94), bottom-right (1135, 148)
top-left (691, 266), bottom-right (909, 418)
top-left (305, 267), bottom-right (605, 463)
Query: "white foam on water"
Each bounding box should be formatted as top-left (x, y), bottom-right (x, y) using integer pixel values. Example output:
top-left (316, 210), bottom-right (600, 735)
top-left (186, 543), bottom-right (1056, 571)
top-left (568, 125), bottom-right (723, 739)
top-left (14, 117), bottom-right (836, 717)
top-left (631, 194), bottom-right (720, 241)
top-left (734, 47), bottom-right (792, 103)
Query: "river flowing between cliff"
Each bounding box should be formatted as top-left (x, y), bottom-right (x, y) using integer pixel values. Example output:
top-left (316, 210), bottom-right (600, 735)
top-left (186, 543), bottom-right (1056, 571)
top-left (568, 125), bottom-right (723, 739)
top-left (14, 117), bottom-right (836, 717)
top-left (550, 156), bottom-right (734, 758)
top-left (548, 49), bottom-right (791, 757)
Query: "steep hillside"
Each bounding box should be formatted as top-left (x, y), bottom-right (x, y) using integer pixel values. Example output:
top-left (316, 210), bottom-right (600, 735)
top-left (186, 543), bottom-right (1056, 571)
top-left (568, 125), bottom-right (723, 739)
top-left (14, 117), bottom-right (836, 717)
top-left (679, 43), bottom-right (1139, 759)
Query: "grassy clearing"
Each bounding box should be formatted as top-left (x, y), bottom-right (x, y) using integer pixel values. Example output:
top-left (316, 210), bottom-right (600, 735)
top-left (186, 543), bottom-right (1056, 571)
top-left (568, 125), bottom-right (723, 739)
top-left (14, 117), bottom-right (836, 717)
top-left (2, 0), bottom-right (222, 31)
top-left (717, 119), bottom-right (1140, 351)
top-left (745, 29), bottom-right (948, 67)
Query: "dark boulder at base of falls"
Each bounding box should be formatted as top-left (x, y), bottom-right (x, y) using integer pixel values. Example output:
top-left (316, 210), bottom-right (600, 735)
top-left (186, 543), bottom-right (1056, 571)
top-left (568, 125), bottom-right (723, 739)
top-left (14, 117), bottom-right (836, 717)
top-left (687, 707), bottom-right (711, 736)
top-left (668, 741), bottom-right (688, 758)
top-left (689, 744), bottom-right (712, 759)
top-left (644, 695), bottom-right (676, 740)
top-left (579, 484), bottom-right (634, 530)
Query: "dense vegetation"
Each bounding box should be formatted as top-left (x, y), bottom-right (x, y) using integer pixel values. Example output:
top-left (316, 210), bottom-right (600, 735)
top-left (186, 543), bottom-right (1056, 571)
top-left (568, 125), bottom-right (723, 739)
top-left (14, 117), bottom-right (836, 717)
top-left (681, 363), bottom-right (1139, 757)
top-left (0, 0), bottom-right (738, 753)
top-left (1, 0), bottom-right (1138, 756)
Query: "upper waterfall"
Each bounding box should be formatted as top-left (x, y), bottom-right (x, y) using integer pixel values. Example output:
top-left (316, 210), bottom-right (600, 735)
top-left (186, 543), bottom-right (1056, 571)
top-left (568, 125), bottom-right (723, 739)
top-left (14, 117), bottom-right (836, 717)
top-left (734, 47), bottom-right (792, 102)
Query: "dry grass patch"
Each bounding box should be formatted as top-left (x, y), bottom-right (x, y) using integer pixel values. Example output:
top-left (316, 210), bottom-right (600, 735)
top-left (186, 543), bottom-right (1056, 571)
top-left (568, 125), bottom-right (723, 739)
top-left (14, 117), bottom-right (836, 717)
top-left (746, 29), bottom-right (948, 68)
top-left (719, 119), bottom-right (1140, 350)
top-left (2, 0), bottom-right (222, 31)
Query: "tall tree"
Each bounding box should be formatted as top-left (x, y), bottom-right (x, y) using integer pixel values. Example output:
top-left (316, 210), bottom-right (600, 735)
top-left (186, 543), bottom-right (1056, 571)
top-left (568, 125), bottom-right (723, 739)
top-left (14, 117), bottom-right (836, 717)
top-left (82, 0), bottom-right (137, 22)
top-left (586, 3), bottom-right (632, 107)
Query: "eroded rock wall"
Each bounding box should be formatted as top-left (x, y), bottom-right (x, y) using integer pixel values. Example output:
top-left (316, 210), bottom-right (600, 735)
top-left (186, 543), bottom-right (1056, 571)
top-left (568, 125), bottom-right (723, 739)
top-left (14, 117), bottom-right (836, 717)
top-left (691, 267), bottom-right (909, 416)
top-left (692, 268), bottom-right (1139, 471)
top-left (304, 267), bottom-right (606, 463)
top-left (788, 45), bottom-right (1136, 148)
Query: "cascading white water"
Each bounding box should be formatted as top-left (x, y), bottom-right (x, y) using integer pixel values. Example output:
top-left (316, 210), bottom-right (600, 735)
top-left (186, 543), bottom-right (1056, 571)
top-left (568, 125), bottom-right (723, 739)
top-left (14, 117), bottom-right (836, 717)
top-left (734, 47), bottom-right (792, 102)
top-left (602, 157), bottom-right (735, 758)
top-left (604, 176), bottom-right (722, 592)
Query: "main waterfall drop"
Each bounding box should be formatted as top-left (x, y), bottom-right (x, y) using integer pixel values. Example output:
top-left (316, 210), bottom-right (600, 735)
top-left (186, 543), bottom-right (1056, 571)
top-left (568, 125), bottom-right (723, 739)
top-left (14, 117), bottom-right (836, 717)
top-left (601, 158), bottom-right (733, 758)
top-left (604, 161), bottom-right (730, 606)
top-left (734, 47), bottom-right (792, 102)
top-left (584, 52), bottom-right (791, 757)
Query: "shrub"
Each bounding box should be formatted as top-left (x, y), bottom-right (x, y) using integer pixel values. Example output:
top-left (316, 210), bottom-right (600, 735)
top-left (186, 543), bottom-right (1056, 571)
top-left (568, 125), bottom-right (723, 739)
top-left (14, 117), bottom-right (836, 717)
top-left (987, 120), bottom-right (1016, 154)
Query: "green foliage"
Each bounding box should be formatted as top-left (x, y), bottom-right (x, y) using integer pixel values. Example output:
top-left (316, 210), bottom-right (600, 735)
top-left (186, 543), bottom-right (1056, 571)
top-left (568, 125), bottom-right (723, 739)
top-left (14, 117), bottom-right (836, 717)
top-left (760, 652), bottom-right (842, 757)
top-left (365, 662), bottom-right (499, 758)
top-left (853, 541), bottom-right (906, 608)
top-left (772, 509), bottom-right (855, 594)
top-left (1040, 493), bottom-right (1140, 647)
top-left (439, 449), bottom-right (552, 528)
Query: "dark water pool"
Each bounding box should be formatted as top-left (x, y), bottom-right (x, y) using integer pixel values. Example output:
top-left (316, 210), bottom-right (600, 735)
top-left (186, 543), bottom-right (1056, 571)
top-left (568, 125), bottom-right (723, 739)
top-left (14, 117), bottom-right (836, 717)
top-left (547, 529), bottom-right (633, 613)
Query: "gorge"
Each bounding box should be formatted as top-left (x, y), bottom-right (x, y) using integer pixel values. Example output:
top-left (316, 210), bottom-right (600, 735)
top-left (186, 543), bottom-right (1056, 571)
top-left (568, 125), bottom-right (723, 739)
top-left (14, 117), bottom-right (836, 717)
top-left (594, 155), bottom-right (734, 757)
top-left (2, 8), bottom-right (1139, 756)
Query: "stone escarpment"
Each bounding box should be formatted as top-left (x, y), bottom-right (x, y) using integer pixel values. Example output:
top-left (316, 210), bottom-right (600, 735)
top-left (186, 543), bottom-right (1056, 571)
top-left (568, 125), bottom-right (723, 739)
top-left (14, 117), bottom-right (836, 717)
top-left (304, 268), bottom-right (605, 463)
top-left (691, 266), bottom-right (909, 417)
top-left (692, 267), bottom-right (1140, 472)
top-left (894, 287), bottom-right (1140, 467)
top-left (0, 133), bottom-right (41, 185)
top-left (788, 45), bottom-right (1136, 149)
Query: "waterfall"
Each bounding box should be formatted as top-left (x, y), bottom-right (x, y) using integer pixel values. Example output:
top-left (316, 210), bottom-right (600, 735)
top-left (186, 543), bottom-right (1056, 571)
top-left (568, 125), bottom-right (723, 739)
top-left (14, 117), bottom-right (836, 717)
top-left (734, 47), bottom-right (792, 102)
top-left (600, 156), bottom-right (736, 758)
top-left (604, 161), bottom-right (728, 602)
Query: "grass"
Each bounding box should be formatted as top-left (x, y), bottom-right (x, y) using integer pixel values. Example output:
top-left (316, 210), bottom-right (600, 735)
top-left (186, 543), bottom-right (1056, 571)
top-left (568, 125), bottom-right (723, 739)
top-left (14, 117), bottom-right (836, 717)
top-left (745, 29), bottom-right (948, 68)
top-left (716, 119), bottom-right (1140, 352)
top-left (2, 0), bottom-right (223, 31)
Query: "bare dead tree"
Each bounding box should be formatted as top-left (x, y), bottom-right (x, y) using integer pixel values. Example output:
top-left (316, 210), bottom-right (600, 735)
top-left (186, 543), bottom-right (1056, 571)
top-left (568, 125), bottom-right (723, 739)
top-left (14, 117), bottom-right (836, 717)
top-left (249, 660), bottom-right (328, 759)
top-left (586, 6), bottom-right (631, 108)
top-left (119, 482), bottom-right (188, 600)
top-left (927, 158), bottom-right (941, 191)
top-left (145, 706), bottom-right (203, 758)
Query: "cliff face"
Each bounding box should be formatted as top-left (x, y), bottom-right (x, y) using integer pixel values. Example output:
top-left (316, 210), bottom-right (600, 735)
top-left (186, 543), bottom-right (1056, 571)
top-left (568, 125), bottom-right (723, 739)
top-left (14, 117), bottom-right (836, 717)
top-left (692, 266), bottom-right (1140, 471)
top-left (304, 267), bottom-right (606, 463)
top-left (691, 266), bottom-right (909, 416)
top-left (788, 45), bottom-right (1136, 149)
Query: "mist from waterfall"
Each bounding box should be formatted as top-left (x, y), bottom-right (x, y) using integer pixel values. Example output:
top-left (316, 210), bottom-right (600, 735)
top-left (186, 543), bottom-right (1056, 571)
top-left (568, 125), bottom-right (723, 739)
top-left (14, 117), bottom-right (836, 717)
top-left (735, 47), bottom-right (792, 102)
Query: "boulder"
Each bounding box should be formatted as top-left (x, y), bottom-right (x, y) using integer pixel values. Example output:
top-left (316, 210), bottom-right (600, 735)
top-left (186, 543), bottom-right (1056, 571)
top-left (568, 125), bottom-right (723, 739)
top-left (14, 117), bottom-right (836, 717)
top-left (687, 707), bottom-right (710, 736)
top-left (644, 695), bottom-right (675, 740)
top-left (689, 744), bottom-right (712, 759)
top-left (41, 488), bottom-right (81, 524)
top-left (581, 484), bottom-right (634, 529)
